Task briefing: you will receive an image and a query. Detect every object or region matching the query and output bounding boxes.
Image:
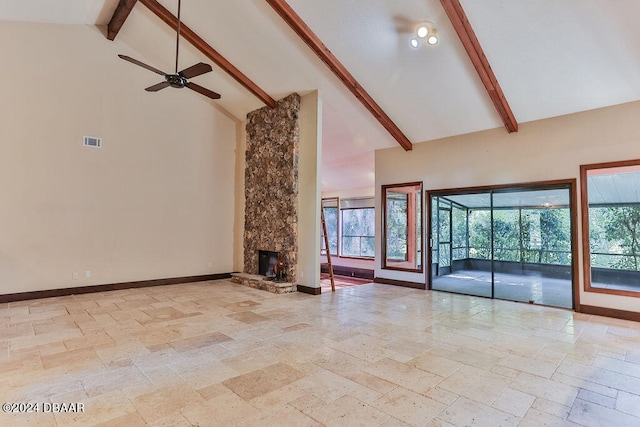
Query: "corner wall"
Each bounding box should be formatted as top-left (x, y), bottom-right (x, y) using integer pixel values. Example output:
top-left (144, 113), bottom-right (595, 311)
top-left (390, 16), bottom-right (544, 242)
top-left (376, 100), bottom-right (640, 313)
top-left (0, 22), bottom-right (237, 294)
top-left (297, 92), bottom-right (322, 289)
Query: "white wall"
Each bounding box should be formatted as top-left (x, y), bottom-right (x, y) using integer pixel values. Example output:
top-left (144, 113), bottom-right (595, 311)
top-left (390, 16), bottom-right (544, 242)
top-left (0, 22), bottom-right (237, 294)
top-left (376, 100), bottom-right (640, 312)
top-left (297, 92), bottom-right (322, 288)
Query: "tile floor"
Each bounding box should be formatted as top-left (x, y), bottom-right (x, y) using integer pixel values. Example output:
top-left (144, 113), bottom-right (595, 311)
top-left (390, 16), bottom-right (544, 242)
top-left (1, 279), bottom-right (639, 426)
top-left (433, 269), bottom-right (573, 309)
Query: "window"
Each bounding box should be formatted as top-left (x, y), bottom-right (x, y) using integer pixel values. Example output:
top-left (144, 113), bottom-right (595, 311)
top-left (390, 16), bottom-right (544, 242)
top-left (581, 160), bottom-right (640, 297)
top-left (341, 198), bottom-right (375, 258)
top-left (382, 182), bottom-right (423, 271)
top-left (321, 198), bottom-right (338, 256)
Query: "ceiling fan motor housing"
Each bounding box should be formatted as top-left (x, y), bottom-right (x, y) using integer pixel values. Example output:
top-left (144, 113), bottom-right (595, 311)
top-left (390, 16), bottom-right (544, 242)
top-left (167, 74), bottom-right (187, 88)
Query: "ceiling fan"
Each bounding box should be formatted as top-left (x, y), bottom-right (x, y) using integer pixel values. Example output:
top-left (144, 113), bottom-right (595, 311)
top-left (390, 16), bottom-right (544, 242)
top-left (118, 0), bottom-right (220, 100)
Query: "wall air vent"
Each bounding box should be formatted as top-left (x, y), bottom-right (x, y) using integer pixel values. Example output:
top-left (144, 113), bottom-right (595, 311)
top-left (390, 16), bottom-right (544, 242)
top-left (83, 136), bottom-right (101, 148)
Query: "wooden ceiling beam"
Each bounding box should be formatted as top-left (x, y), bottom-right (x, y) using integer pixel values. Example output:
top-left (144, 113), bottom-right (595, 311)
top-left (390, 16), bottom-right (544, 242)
top-left (107, 0), bottom-right (138, 41)
top-left (265, 0), bottom-right (413, 151)
top-left (136, 0), bottom-right (276, 108)
top-left (440, 0), bottom-right (518, 132)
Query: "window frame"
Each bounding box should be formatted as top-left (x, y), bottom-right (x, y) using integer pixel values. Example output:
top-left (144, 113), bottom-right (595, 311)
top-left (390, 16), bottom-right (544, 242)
top-left (340, 204), bottom-right (375, 259)
top-left (382, 182), bottom-right (424, 272)
top-left (580, 159), bottom-right (640, 298)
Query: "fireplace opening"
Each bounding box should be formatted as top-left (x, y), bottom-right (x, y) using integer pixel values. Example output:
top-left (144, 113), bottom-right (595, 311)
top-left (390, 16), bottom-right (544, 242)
top-left (258, 250), bottom-right (279, 278)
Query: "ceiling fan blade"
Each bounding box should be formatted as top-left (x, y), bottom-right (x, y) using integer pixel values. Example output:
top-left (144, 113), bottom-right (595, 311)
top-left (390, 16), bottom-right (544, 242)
top-left (118, 55), bottom-right (167, 76)
top-left (186, 82), bottom-right (221, 100)
top-left (145, 81), bottom-right (171, 92)
top-left (179, 62), bottom-right (213, 79)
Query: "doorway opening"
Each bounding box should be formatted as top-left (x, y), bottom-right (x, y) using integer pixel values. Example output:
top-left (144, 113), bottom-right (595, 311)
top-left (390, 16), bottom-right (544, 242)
top-left (428, 181), bottom-right (578, 309)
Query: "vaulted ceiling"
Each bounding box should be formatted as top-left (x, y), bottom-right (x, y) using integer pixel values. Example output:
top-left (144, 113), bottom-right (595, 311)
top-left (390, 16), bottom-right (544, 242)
top-left (3, 0), bottom-right (640, 192)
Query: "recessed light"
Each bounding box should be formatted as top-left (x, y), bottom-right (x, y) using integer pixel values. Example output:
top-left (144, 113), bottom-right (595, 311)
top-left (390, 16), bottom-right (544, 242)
top-left (410, 38), bottom-right (419, 48)
top-left (427, 34), bottom-right (438, 45)
top-left (416, 25), bottom-right (428, 38)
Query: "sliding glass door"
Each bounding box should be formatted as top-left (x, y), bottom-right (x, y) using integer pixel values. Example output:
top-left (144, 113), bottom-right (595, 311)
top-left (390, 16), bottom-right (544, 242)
top-left (429, 183), bottom-right (575, 309)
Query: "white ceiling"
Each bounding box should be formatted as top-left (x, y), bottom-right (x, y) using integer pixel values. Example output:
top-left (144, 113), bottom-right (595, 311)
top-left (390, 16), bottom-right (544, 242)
top-left (3, 0), bottom-right (640, 192)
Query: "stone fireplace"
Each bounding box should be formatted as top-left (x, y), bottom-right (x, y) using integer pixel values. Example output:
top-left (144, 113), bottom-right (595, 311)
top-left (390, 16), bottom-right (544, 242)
top-left (242, 93), bottom-right (300, 284)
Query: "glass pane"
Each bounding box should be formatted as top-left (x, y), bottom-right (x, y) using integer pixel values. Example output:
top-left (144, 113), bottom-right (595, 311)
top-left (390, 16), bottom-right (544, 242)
top-left (587, 165), bottom-right (640, 294)
top-left (341, 208), bottom-right (375, 258)
top-left (387, 195), bottom-right (408, 261)
top-left (322, 206), bottom-right (338, 255)
top-left (493, 189), bottom-right (572, 309)
top-left (432, 193), bottom-right (492, 298)
top-left (383, 183), bottom-right (422, 271)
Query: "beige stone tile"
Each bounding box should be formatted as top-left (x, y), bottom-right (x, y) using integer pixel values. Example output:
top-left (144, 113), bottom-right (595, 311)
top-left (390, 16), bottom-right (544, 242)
top-left (498, 353), bottom-right (560, 378)
top-left (437, 396), bottom-right (519, 427)
top-left (170, 356), bottom-right (239, 390)
top-left (491, 387), bottom-right (535, 417)
top-left (440, 347), bottom-right (502, 370)
top-left (291, 367), bottom-right (365, 403)
top-left (372, 386), bottom-right (446, 426)
top-left (132, 385), bottom-right (206, 423)
top-left (531, 397), bottom-right (571, 420)
top-left (221, 345), bottom-right (285, 374)
top-left (138, 307), bottom-right (201, 325)
top-left (437, 365), bottom-right (512, 406)
top-left (626, 351), bottom-right (640, 365)
top-left (82, 365), bottom-right (150, 398)
top-left (196, 382), bottom-right (228, 401)
top-left (95, 411), bottom-right (147, 427)
top-left (227, 311), bottom-right (269, 324)
top-left (239, 403), bottom-right (322, 426)
top-left (551, 371), bottom-right (618, 398)
top-left (423, 387), bottom-right (459, 406)
top-left (409, 351), bottom-right (464, 377)
top-left (616, 390), bottom-right (640, 417)
top-left (223, 362), bottom-right (305, 401)
top-left (569, 398), bottom-right (640, 426)
top-left (181, 390), bottom-right (261, 426)
top-left (519, 408), bottom-right (579, 427)
top-left (223, 300), bottom-right (262, 312)
top-left (288, 392), bottom-right (326, 415)
top-left (556, 359), bottom-right (640, 394)
top-left (41, 347), bottom-right (103, 371)
top-left (511, 372), bottom-right (578, 406)
top-left (363, 357), bottom-right (443, 395)
top-left (53, 389), bottom-right (136, 426)
top-left (592, 354), bottom-right (640, 378)
top-left (344, 371), bottom-right (398, 395)
top-left (282, 322), bottom-right (312, 332)
top-left (63, 331), bottom-right (115, 351)
top-left (0, 322), bottom-right (34, 340)
top-left (329, 333), bottom-right (401, 363)
top-left (248, 383), bottom-right (307, 410)
top-left (169, 331), bottom-right (232, 353)
top-left (308, 394), bottom-right (391, 426)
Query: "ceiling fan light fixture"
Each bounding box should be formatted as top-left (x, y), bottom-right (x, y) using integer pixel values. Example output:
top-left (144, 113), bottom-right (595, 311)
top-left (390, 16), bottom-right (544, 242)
top-left (416, 24), bottom-right (429, 39)
top-left (412, 22), bottom-right (438, 48)
top-left (427, 31), bottom-right (438, 45)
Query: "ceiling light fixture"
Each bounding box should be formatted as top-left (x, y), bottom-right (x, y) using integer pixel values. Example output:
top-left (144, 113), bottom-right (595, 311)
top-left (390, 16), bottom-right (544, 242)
top-left (412, 21), bottom-right (438, 48)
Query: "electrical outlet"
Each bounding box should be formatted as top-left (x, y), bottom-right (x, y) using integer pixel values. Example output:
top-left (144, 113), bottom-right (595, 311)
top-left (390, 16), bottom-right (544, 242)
top-left (72, 272), bottom-right (79, 280)
top-left (85, 271), bottom-right (91, 278)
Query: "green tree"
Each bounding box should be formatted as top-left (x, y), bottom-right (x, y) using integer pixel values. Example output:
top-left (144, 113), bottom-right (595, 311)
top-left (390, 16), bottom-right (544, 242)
top-left (598, 206), bottom-right (640, 271)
